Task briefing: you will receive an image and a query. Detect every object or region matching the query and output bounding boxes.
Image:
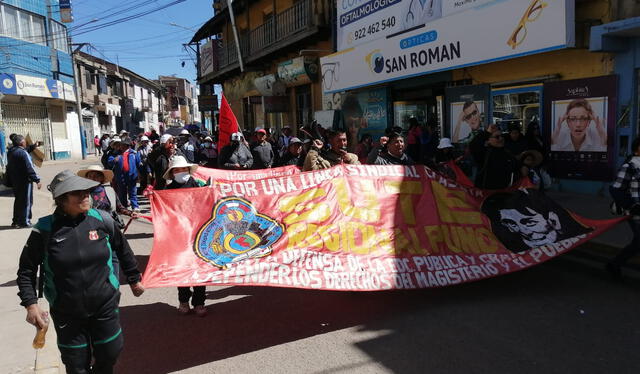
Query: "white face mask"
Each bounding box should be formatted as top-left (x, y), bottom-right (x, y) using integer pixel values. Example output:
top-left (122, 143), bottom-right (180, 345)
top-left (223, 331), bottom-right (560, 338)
top-left (173, 171), bottom-right (191, 184)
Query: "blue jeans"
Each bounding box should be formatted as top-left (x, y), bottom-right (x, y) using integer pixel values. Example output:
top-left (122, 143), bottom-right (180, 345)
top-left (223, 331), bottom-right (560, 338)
top-left (116, 180), bottom-right (138, 209)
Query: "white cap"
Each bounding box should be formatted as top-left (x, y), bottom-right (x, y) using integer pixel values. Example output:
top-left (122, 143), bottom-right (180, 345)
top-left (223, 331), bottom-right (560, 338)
top-left (160, 134), bottom-right (173, 144)
top-left (140, 135), bottom-right (149, 141)
top-left (437, 138), bottom-right (453, 149)
top-left (180, 129), bottom-right (190, 135)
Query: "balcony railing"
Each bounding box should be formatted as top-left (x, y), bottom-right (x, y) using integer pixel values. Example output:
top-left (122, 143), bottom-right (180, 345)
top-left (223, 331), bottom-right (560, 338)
top-left (209, 0), bottom-right (315, 74)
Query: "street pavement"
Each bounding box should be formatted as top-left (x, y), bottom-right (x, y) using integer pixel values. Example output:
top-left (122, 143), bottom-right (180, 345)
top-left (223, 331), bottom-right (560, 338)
top-left (1, 157), bottom-right (639, 374)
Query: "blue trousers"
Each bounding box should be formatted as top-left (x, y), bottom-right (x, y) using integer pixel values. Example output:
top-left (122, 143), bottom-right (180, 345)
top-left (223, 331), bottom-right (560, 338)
top-left (115, 180), bottom-right (138, 209)
top-left (12, 182), bottom-right (33, 226)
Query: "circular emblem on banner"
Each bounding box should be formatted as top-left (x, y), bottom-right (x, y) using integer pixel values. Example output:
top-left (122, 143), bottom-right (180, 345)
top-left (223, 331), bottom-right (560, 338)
top-left (3, 78), bottom-right (13, 89)
top-left (17, 80), bottom-right (24, 89)
top-left (372, 52), bottom-right (384, 73)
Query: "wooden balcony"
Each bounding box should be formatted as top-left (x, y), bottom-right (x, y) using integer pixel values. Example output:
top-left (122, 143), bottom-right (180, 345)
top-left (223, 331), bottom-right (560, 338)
top-left (203, 0), bottom-right (319, 81)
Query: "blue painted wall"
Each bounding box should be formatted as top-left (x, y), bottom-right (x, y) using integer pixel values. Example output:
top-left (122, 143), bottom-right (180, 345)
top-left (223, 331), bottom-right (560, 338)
top-left (0, 1), bottom-right (73, 83)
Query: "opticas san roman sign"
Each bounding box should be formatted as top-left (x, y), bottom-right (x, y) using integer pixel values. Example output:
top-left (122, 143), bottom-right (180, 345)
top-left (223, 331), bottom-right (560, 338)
top-left (324, 0), bottom-right (574, 93)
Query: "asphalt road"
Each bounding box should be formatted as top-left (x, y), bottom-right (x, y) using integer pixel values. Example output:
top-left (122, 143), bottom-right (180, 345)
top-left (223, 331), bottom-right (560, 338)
top-left (1, 157), bottom-right (639, 374)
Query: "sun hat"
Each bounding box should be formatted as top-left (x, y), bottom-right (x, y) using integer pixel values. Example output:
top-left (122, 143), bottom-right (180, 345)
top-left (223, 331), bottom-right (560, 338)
top-left (162, 155), bottom-right (198, 180)
top-left (48, 170), bottom-right (100, 199)
top-left (437, 138), bottom-right (453, 149)
top-left (140, 135), bottom-right (150, 142)
top-left (119, 130), bottom-right (128, 135)
top-left (180, 129), bottom-right (190, 135)
top-left (77, 165), bottom-right (114, 183)
top-left (204, 136), bottom-right (213, 142)
top-left (160, 134), bottom-right (173, 144)
top-left (110, 136), bottom-right (122, 146)
top-left (289, 137), bottom-right (302, 145)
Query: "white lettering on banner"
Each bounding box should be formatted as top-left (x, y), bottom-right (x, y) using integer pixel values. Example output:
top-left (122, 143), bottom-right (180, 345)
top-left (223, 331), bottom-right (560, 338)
top-left (184, 233), bottom-right (590, 291)
top-left (325, 0), bottom-right (574, 93)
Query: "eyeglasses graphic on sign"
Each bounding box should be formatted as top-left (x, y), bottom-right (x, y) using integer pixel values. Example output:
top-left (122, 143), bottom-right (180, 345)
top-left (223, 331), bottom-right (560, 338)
top-left (507, 0), bottom-right (548, 49)
top-left (322, 62), bottom-right (340, 90)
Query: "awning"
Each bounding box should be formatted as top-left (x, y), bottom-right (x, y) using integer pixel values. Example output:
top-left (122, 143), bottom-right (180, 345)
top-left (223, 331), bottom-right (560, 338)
top-left (590, 16), bottom-right (640, 52)
top-left (81, 108), bottom-right (95, 118)
top-left (96, 103), bottom-right (121, 117)
top-left (190, 12), bottom-right (228, 43)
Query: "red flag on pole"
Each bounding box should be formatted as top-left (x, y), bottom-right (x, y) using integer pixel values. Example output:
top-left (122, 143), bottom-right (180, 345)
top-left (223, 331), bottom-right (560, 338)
top-left (218, 94), bottom-right (239, 151)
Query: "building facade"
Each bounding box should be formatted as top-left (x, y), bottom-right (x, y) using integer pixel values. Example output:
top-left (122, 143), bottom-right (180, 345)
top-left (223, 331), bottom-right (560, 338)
top-left (0, 0), bottom-right (81, 161)
top-left (318, 0), bottom-right (630, 195)
top-left (75, 51), bottom-right (163, 150)
top-left (158, 75), bottom-right (196, 127)
top-left (192, 0), bottom-right (332, 135)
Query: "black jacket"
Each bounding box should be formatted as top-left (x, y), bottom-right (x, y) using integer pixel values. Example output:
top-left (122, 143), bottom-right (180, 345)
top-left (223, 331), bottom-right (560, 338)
top-left (470, 132), bottom-right (520, 189)
top-left (17, 209), bottom-right (141, 317)
top-left (6, 146), bottom-right (40, 185)
top-left (251, 141), bottom-right (274, 169)
top-left (374, 152), bottom-right (415, 165)
top-left (277, 151), bottom-right (304, 167)
top-left (218, 143), bottom-right (253, 169)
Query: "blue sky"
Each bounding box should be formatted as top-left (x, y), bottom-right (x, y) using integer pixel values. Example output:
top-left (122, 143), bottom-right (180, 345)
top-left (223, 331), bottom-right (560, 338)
top-left (69, 0), bottom-right (213, 83)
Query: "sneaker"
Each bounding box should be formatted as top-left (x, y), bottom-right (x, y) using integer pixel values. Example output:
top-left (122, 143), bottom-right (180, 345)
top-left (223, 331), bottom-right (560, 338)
top-left (194, 305), bottom-right (207, 317)
top-left (133, 207), bottom-right (141, 213)
top-left (177, 302), bottom-right (191, 314)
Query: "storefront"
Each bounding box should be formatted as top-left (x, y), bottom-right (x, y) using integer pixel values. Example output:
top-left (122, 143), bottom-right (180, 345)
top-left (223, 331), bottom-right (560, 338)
top-left (0, 73), bottom-right (82, 159)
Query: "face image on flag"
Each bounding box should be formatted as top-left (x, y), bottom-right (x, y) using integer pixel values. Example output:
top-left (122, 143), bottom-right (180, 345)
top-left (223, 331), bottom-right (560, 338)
top-left (481, 189), bottom-right (594, 253)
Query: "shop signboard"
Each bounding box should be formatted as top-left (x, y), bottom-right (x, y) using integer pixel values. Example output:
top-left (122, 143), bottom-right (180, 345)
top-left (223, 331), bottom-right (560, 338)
top-left (277, 57), bottom-right (318, 87)
top-left (60, 0), bottom-right (73, 23)
top-left (199, 40), bottom-right (214, 78)
top-left (543, 75), bottom-right (617, 181)
top-left (444, 84), bottom-right (490, 144)
top-left (0, 73), bottom-right (69, 99)
top-left (342, 87), bottom-right (388, 140)
top-left (324, 0), bottom-right (574, 93)
top-left (254, 74), bottom-right (286, 96)
top-left (198, 95), bottom-right (219, 111)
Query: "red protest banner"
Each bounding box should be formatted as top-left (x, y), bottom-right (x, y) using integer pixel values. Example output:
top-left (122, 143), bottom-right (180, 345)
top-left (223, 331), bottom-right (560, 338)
top-left (142, 165), bottom-right (624, 291)
top-left (217, 94), bottom-right (239, 151)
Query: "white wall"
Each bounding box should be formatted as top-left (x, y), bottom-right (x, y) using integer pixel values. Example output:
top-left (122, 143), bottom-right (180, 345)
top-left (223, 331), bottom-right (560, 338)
top-left (63, 110), bottom-right (83, 158)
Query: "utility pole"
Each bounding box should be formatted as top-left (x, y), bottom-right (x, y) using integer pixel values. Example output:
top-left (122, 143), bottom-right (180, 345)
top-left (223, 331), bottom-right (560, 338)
top-left (72, 43), bottom-right (89, 159)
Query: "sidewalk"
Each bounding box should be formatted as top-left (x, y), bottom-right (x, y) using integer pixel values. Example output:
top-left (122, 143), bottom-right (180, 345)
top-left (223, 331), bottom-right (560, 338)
top-left (0, 157), bottom-right (100, 373)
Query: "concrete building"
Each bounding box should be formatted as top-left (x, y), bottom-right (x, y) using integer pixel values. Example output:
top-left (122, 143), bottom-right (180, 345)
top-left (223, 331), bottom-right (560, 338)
top-left (157, 75), bottom-right (196, 127)
top-left (0, 0), bottom-right (82, 161)
top-left (190, 0), bottom-right (332, 135)
top-left (74, 51), bottom-right (163, 152)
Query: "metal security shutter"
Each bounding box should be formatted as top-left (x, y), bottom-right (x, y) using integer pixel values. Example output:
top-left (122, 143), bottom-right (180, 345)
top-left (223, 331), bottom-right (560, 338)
top-left (83, 117), bottom-right (95, 154)
top-left (1, 104), bottom-right (51, 159)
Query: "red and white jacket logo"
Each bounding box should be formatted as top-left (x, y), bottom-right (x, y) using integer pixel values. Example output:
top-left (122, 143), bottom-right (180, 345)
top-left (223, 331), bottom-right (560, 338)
top-left (89, 230), bottom-right (99, 241)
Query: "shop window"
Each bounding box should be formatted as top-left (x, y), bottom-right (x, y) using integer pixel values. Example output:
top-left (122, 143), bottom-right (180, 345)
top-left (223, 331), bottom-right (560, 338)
top-left (394, 101), bottom-right (427, 130)
top-left (491, 85), bottom-right (542, 133)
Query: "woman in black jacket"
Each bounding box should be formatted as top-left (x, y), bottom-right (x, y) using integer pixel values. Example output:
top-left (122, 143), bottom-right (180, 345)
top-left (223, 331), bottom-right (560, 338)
top-left (17, 170), bottom-right (144, 373)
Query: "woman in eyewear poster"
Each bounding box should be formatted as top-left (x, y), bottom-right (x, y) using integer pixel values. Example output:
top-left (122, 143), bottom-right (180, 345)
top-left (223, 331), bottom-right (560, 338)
top-left (550, 98), bottom-right (607, 152)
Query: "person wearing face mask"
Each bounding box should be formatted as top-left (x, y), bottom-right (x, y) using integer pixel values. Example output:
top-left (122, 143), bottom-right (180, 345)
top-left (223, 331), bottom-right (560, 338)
top-left (17, 170), bottom-right (144, 373)
top-left (162, 156), bottom-right (208, 316)
top-left (198, 136), bottom-right (218, 167)
top-left (373, 133), bottom-right (415, 165)
top-left (218, 132), bottom-right (253, 170)
top-left (469, 124), bottom-right (520, 189)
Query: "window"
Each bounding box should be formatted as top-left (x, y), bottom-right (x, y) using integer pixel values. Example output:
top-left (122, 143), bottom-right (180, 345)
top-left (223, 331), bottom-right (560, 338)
top-left (98, 74), bottom-right (108, 95)
top-left (50, 21), bottom-right (69, 52)
top-left (85, 69), bottom-right (93, 89)
top-left (0, 5), bottom-right (46, 45)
